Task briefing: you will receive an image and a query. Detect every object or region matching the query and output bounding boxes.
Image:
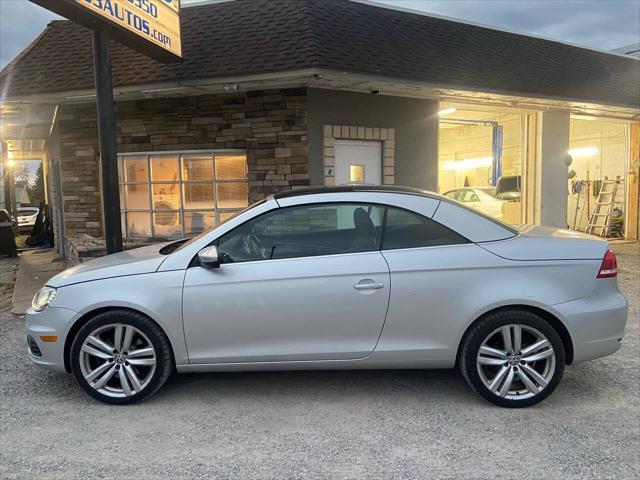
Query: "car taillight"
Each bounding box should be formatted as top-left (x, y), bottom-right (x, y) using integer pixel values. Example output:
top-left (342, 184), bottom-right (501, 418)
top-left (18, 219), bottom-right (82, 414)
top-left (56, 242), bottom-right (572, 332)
top-left (597, 249), bottom-right (617, 278)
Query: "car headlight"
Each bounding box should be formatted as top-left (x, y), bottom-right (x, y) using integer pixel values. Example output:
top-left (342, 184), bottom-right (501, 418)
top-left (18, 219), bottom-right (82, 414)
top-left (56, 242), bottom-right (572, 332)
top-left (32, 287), bottom-right (57, 312)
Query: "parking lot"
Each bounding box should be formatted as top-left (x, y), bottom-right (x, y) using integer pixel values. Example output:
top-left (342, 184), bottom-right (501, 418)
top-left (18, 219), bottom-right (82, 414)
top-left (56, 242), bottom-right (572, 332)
top-left (0, 243), bottom-right (638, 479)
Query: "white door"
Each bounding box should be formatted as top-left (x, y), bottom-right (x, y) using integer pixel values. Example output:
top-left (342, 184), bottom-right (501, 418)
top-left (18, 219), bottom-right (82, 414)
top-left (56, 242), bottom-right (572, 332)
top-left (335, 140), bottom-right (382, 185)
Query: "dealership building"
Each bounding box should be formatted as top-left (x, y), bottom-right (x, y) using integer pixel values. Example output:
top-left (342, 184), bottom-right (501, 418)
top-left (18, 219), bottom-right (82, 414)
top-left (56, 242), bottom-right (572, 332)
top-left (1, 0), bottom-right (638, 260)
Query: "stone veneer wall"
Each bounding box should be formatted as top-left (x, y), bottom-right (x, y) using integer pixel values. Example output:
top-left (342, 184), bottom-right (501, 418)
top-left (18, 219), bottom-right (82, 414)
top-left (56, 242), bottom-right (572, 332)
top-left (54, 88), bottom-right (309, 239)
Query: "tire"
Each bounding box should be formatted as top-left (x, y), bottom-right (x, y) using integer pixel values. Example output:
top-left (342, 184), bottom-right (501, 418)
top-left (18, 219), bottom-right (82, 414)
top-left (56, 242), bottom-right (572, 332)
top-left (459, 309), bottom-right (565, 408)
top-left (70, 310), bottom-right (173, 405)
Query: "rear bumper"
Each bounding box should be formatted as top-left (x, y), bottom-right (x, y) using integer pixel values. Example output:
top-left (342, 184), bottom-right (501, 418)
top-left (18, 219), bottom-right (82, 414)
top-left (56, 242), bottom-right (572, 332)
top-left (553, 278), bottom-right (628, 363)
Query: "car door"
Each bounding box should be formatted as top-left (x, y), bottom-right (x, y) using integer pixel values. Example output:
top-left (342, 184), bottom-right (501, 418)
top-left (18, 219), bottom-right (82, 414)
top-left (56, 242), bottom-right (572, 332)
top-left (377, 206), bottom-right (484, 362)
top-left (182, 203), bottom-right (390, 364)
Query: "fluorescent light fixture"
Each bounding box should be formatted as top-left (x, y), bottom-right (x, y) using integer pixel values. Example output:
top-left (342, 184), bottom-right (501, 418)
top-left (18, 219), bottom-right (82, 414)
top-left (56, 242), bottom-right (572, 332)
top-left (65, 94), bottom-right (96, 100)
top-left (442, 156), bottom-right (492, 171)
top-left (568, 147), bottom-right (598, 158)
top-left (571, 114), bottom-right (597, 121)
top-left (140, 87), bottom-right (188, 94)
top-left (438, 107), bottom-right (457, 116)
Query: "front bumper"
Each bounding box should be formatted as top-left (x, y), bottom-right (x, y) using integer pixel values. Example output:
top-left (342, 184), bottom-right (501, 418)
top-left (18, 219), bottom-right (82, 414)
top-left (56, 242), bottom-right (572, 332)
top-left (553, 278), bottom-right (628, 363)
top-left (25, 306), bottom-right (79, 372)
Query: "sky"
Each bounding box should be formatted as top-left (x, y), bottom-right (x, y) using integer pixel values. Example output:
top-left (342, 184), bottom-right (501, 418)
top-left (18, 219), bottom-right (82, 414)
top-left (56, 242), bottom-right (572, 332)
top-left (0, 0), bottom-right (639, 68)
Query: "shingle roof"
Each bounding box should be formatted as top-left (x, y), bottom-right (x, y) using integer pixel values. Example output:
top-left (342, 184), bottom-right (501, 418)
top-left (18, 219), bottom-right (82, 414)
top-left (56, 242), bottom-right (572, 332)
top-left (2, 0), bottom-right (639, 107)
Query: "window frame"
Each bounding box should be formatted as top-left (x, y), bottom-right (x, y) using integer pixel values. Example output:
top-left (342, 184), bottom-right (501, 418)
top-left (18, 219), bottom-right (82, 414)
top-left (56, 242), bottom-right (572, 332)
top-left (214, 202), bottom-right (387, 265)
top-left (118, 149), bottom-right (248, 238)
top-left (204, 201), bottom-right (470, 266)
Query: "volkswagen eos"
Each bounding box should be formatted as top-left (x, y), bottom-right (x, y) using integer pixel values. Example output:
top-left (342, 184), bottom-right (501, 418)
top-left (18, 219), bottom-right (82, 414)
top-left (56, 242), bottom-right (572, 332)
top-left (26, 186), bottom-right (628, 407)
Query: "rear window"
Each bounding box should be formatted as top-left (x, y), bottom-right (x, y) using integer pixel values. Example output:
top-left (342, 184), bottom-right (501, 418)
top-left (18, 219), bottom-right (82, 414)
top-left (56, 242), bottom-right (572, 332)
top-left (382, 207), bottom-right (469, 250)
top-left (18, 208), bottom-right (38, 215)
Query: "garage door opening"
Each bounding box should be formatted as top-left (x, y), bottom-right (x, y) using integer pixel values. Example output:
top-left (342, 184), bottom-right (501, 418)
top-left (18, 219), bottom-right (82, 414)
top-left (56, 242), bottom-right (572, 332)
top-left (438, 107), bottom-right (528, 224)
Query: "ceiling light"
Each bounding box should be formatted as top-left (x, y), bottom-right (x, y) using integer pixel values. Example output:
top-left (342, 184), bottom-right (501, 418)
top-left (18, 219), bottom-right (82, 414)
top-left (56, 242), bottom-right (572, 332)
top-left (568, 147), bottom-right (598, 158)
top-left (571, 114), bottom-right (597, 121)
top-left (65, 94), bottom-right (96, 100)
top-left (438, 107), bottom-right (457, 116)
top-left (442, 156), bottom-right (492, 171)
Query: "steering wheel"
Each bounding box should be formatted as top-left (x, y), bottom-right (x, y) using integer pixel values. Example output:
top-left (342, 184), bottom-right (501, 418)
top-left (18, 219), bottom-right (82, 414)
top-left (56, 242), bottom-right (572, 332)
top-left (241, 234), bottom-right (268, 260)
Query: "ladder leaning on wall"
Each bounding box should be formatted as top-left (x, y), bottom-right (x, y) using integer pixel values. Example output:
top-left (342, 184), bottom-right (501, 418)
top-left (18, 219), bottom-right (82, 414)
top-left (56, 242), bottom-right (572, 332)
top-left (586, 176), bottom-right (623, 238)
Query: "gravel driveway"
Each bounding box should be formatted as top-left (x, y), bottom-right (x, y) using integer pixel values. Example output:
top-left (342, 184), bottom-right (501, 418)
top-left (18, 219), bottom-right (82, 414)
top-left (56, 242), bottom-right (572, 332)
top-left (1, 244), bottom-right (638, 479)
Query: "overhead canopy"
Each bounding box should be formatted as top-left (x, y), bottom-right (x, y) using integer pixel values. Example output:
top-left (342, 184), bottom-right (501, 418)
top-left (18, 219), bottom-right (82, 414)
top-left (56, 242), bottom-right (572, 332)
top-left (0, 0), bottom-right (638, 109)
top-left (0, 102), bottom-right (57, 161)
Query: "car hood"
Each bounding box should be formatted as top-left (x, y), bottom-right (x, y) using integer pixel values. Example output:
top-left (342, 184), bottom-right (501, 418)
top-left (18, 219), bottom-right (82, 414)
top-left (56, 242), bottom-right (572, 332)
top-left (48, 243), bottom-right (172, 288)
top-left (480, 225), bottom-right (609, 261)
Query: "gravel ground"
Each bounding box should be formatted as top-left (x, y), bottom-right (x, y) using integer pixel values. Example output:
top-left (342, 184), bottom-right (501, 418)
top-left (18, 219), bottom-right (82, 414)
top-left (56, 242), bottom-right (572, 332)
top-left (1, 244), bottom-right (638, 479)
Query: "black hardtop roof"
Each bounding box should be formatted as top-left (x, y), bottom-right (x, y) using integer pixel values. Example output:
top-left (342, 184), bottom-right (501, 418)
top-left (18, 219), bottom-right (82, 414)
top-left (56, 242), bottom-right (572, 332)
top-left (273, 185), bottom-right (440, 199)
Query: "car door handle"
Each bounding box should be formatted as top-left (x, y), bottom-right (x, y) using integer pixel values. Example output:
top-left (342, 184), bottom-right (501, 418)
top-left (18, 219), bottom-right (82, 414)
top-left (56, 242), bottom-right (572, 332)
top-left (354, 280), bottom-right (385, 290)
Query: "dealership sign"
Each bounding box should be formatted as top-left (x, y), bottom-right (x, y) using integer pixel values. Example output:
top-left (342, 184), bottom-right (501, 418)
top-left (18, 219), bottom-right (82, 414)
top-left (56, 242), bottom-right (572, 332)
top-left (30, 0), bottom-right (182, 62)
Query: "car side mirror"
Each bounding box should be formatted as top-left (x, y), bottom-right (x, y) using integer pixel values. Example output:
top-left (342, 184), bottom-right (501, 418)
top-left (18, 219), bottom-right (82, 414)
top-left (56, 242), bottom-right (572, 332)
top-left (198, 246), bottom-right (220, 269)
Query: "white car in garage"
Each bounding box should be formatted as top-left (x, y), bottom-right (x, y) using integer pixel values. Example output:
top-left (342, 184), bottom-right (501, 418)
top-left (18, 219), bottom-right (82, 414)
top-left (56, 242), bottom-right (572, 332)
top-left (443, 187), bottom-right (505, 220)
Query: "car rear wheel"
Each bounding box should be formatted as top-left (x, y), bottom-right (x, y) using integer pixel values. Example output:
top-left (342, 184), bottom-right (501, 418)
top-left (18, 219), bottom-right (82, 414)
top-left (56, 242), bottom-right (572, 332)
top-left (459, 309), bottom-right (565, 407)
top-left (70, 310), bottom-right (173, 405)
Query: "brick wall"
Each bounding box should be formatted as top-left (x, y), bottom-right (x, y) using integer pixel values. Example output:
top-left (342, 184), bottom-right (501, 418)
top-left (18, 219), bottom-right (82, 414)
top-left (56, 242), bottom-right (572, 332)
top-left (54, 88), bottom-right (309, 238)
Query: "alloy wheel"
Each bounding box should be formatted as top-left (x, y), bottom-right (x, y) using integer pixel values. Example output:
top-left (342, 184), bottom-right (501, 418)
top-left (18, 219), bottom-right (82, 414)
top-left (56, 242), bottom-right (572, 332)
top-left (476, 324), bottom-right (556, 400)
top-left (78, 323), bottom-right (157, 398)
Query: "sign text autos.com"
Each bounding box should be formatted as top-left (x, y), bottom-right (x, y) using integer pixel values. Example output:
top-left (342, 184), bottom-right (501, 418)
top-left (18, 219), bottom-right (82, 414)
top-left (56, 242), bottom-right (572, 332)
top-left (79, 0), bottom-right (177, 50)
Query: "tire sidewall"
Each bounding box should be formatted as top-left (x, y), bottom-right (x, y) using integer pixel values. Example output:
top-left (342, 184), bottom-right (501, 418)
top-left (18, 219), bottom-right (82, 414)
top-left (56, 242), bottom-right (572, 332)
top-left (462, 310), bottom-right (566, 408)
top-left (70, 311), bottom-right (171, 405)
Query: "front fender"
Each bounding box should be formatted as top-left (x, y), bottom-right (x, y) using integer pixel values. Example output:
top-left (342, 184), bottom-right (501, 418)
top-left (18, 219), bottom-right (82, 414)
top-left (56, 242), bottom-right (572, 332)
top-left (51, 270), bottom-right (189, 365)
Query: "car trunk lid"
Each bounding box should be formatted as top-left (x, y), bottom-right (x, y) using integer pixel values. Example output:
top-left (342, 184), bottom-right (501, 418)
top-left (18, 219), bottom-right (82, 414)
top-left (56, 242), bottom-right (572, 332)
top-left (479, 225), bottom-right (609, 261)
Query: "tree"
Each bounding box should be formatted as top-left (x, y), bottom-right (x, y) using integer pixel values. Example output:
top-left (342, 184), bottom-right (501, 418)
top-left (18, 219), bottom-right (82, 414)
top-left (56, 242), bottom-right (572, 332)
top-left (13, 164), bottom-right (31, 188)
top-left (27, 163), bottom-right (45, 205)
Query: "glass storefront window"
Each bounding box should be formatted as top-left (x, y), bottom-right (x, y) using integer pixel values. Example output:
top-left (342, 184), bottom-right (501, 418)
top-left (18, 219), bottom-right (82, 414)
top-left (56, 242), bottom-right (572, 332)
top-left (183, 183), bottom-right (215, 209)
top-left (118, 151), bottom-right (249, 238)
top-left (123, 157), bottom-right (148, 183)
top-left (182, 155), bottom-right (214, 181)
top-left (125, 212), bottom-right (152, 236)
top-left (216, 182), bottom-right (249, 209)
top-left (184, 211), bottom-right (216, 235)
top-left (215, 154), bottom-right (247, 180)
top-left (123, 184), bottom-right (149, 210)
top-left (150, 155), bottom-right (179, 182)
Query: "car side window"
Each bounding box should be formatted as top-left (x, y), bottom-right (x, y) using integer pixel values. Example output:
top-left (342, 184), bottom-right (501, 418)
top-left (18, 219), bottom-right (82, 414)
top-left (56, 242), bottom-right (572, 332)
top-left (467, 191), bottom-right (480, 202)
top-left (382, 207), bottom-right (469, 250)
top-left (217, 203), bottom-right (384, 263)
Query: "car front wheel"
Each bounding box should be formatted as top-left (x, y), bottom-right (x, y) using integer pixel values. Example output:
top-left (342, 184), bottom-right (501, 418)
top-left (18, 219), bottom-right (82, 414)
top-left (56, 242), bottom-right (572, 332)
top-left (70, 310), bottom-right (173, 405)
top-left (459, 309), bottom-right (565, 408)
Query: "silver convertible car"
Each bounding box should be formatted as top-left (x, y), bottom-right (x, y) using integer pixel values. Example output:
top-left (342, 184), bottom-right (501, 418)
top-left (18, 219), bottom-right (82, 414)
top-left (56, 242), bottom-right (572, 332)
top-left (26, 186), bottom-right (627, 407)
